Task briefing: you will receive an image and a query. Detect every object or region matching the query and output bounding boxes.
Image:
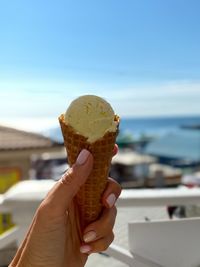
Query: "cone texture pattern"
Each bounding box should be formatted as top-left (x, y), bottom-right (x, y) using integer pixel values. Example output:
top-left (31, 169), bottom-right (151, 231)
top-left (59, 114), bottom-right (119, 227)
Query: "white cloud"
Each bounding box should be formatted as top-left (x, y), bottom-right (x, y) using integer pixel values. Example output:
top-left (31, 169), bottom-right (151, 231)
top-left (0, 79), bottom-right (200, 120)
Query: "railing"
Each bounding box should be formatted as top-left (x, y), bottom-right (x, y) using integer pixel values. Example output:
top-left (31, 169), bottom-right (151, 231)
top-left (117, 187), bottom-right (200, 207)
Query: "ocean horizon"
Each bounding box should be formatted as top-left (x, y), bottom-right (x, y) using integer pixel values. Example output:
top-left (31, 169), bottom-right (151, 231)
top-left (1, 114), bottom-right (200, 133)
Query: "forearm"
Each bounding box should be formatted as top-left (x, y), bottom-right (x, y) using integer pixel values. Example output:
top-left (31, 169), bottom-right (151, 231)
top-left (9, 215), bottom-right (37, 267)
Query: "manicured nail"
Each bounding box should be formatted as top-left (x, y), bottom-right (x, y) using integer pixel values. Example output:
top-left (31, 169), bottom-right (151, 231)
top-left (76, 149), bottom-right (90, 165)
top-left (106, 193), bottom-right (116, 208)
top-left (83, 231), bottom-right (96, 243)
top-left (80, 245), bottom-right (91, 254)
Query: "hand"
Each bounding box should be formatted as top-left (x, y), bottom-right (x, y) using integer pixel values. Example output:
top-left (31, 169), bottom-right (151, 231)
top-left (10, 145), bottom-right (121, 267)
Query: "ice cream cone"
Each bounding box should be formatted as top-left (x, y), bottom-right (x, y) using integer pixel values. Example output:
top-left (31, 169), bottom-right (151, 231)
top-left (59, 113), bottom-right (119, 228)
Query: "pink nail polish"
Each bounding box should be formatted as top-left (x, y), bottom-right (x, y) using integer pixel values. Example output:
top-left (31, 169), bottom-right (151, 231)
top-left (80, 245), bottom-right (91, 254)
top-left (76, 149), bottom-right (90, 165)
top-left (106, 193), bottom-right (116, 208)
top-left (83, 231), bottom-right (96, 243)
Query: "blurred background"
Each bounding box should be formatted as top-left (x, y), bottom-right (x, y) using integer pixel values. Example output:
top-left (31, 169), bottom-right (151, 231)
top-left (1, 0), bottom-right (200, 190)
top-left (0, 0), bottom-right (200, 266)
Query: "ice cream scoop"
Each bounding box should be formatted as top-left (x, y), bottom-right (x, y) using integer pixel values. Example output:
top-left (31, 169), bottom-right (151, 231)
top-left (64, 95), bottom-right (118, 143)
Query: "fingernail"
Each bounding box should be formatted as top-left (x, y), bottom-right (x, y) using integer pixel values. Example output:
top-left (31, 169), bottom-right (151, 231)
top-left (80, 245), bottom-right (91, 254)
top-left (106, 193), bottom-right (116, 208)
top-left (76, 149), bottom-right (90, 165)
top-left (83, 231), bottom-right (96, 243)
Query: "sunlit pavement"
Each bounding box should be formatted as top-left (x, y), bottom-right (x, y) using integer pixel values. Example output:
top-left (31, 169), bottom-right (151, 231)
top-left (86, 206), bottom-right (168, 266)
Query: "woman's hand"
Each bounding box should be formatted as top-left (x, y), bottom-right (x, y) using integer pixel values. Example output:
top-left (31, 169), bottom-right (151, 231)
top-left (10, 145), bottom-right (121, 267)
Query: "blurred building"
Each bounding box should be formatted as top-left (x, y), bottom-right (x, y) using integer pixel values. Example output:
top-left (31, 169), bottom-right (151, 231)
top-left (111, 149), bottom-right (182, 188)
top-left (0, 125), bottom-right (63, 193)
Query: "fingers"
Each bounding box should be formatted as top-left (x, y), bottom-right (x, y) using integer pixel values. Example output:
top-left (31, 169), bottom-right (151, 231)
top-left (39, 149), bottom-right (93, 217)
top-left (80, 206), bottom-right (117, 254)
top-left (80, 232), bottom-right (114, 254)
top-left (79, 177), bottom-right (121, 254)
top-left (112, 144), bottom-right (118, 157)
top-left (83, 206), bottom-right (117, 241)
top-left (102, 177), bottom-right (122, 208)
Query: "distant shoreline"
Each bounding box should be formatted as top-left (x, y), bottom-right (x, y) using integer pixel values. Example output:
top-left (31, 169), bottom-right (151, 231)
top-left (181, 124), bottom-right (200, 130)
top-left (121, 114), bottom-right (200, 120)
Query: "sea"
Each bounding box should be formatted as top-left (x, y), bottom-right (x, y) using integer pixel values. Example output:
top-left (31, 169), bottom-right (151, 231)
top-left (45, 115), bottom-right (200, 142)
top-left (120, 115), bottom-right (200, 138)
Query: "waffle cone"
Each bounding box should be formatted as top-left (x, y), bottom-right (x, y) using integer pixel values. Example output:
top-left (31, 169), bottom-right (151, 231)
top-left (59, 114), bottom-right (119, 228)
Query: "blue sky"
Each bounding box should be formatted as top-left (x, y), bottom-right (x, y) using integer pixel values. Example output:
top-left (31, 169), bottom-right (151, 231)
top-left (0, 0), bottom-right (200, 130)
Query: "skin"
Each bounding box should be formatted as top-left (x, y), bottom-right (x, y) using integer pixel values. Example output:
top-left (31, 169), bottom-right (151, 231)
top-left (9, 145), bottom-right (121, 267)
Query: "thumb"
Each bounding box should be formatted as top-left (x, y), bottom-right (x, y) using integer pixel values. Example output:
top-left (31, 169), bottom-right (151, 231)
top-left (41, 149), bottom-right (93, 217)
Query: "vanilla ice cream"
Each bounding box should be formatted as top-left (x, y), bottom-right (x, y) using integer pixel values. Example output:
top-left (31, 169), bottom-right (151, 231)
top-left (64, 95), bottom-right (118, 143)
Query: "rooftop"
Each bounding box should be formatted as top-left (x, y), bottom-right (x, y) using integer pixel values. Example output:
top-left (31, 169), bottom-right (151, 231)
top-left (112, 149), bottom-right (156, 166)
top-left (0, 125), bottom-right (63, 151)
